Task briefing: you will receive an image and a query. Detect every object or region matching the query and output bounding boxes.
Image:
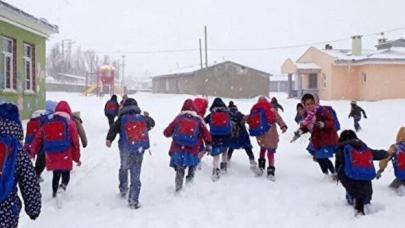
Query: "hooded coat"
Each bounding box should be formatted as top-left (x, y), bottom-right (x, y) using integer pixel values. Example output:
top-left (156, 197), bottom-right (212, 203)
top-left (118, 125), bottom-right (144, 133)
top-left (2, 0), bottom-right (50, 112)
top-left (31, 101), bottom-right (81, 171)
top-left (164, 99), bottom-right (211, 157)
top-left (0, 103), bottom-right (41, 228)
top-left (204, 97), bottom-right (231, 148)
top-left (104, 95), bottom-right (119, 117)
top-left (228, 104), bottom-right (252, 150)
top-left (335, 136), bottom-right (387, 203)
top-left (194, 97), bottom-right (208, 118)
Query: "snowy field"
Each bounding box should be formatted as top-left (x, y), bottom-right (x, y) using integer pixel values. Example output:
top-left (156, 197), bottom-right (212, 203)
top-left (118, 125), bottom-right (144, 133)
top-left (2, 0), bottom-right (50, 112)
top-left (20, 92), bottom-right (405, 228)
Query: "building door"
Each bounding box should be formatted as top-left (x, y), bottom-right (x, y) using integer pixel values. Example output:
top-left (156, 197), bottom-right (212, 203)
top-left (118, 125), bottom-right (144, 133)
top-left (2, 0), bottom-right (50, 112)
top-left (308, 73), bottom-right (318, 89)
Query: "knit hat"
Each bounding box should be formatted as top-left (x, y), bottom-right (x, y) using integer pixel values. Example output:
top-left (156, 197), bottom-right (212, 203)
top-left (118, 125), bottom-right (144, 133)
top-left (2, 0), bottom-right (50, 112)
top-left (55, 101), bottom-right (72, 116)
top-left (0, 103), bottom-right (23, 141)
top-left (123, 98), bottom-right (138, 107)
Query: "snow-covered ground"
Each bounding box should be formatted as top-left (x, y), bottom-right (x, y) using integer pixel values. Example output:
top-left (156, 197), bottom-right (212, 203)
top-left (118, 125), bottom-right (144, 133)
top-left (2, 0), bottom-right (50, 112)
top-left (20, 92), bottom-right (405, 228)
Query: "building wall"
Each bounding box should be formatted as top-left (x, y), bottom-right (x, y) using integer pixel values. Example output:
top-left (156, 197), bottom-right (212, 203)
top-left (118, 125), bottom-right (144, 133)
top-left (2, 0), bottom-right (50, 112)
top-left (297, 47), bottom-right (336, 100)
top-left (0, 20), bottom-right (46, 119)
top-left (152, 62), bottom-right (270, 98)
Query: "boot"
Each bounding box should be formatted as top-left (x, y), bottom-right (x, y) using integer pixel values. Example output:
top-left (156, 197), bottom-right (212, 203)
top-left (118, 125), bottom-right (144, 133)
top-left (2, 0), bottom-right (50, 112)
top-left (212, 168), bottom-right (220, 182)
top-left (185, 167), bottom-right (195, 183)
top-left (220, 162), bottom-right (227, 173)
top-left (354, 198), bottom-right (365, 215)
top-left (175, 167), bottom-right (185, 192)
top-left (257, 158), bottom-right (266, 176)
top-left (267, 166), bottom-right (275, 181)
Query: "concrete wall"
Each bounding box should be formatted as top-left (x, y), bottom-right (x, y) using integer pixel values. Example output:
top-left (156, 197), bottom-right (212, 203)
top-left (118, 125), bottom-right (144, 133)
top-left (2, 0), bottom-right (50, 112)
top-left (0, 20), bottom-right (46, 119)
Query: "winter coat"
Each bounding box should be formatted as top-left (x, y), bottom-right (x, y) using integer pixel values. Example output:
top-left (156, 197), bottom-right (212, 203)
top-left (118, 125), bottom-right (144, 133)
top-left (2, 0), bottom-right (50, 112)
top-left (300, 106), bottom-right (339, 150)
top-left (349, 104), bottom-right (367, 120)
top-left (106, 102), bottom-right (155, 149)
top-left (104, 96), bottom-right (119, 118)
top-left (250, 98), bottom-right (276, 125)
top-left (31, 101), bottom-right (81, 171)
top-left (205, 98), bottom-right (231, 147)
top-left (335, 139), bottom-right (387, 202)
top-left (0, 105), bottom-right (41, 228)
top-left (228, 106), bottom-right (252, 150)
top-left (72, 112), bottom-right (87, 148)
top-left (378, 127), bottom-right (405, 172)
top-left (194, 98), bottom-right (208, 118)
top-left (164, 99), bottom-right (212, 156)
top-left (256, 112), bottom-right (287, 150)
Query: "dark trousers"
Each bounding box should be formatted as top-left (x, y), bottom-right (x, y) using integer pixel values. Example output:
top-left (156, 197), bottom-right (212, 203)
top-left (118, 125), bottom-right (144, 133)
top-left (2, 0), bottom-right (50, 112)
top-left (52, 171), bottom-right (70, 194)
top-left (228, 147), bottom-right (255, 161)
top-left (34, 151), bottom-right (46, 177)
top-left (316, 158), bottom-right (335, 174)
top-left (107, 116), bottom-right (115, 127)
top-left (354, 117), bottom-right (361, 132)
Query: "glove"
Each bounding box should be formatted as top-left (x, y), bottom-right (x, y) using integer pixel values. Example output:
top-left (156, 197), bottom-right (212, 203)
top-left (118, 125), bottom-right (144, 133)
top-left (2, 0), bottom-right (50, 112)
top-left (290, 130), bottom-right (302, 143)
top-left (364, 115), bottom-right (367, 119)
top-left (106, 140), bottom-right (112, 148)
top-left (143, 111), bottom-right (150, 117)
top-left (281, 126), bottom-right (287, 133)
top-left (315, 121), bottom-right (325, 128)
top-left (28, 213), bottom-right (39, 220)
top-left (76, 161), bottom-right (82, 167)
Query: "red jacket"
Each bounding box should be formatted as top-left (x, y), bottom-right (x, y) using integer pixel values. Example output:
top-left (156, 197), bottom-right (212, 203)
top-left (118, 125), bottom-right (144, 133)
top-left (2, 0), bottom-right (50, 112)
top-left (301, 107), bottom-right (338, 149)
top-left (31, 101), bottom-right (81, 171)
top-left (164, 99), bottom-right (212, 156)
top-left (250, 98), bottom-right (276, 124)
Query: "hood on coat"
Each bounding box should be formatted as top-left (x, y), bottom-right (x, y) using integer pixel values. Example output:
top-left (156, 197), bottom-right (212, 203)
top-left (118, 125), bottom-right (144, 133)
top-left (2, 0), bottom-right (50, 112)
top-left (45, 100), bottom-right (57, 115)
top-left (181, 99), bottom-right (196, 112)
top-left (396, 127), bottom-right (405, 143)
top-left (209, 97), bottom-right (227, 111)
top-left (123, 98), bottom-right (138, 107)
top-left (55, 101), bottom-right (72, 116)
top-left (0, 103), bottom-right (23, 141)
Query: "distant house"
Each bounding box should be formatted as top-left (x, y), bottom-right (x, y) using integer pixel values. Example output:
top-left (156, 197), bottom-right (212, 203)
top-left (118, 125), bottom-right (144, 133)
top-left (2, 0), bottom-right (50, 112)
top-left (270, 75), bottom-right (291, 93)
top-left (0, 0), bottom-right (58, 118)
top-left (282, 36), bottom-right (405, 101)
top-left (152, 61), bottom-right (271, 98)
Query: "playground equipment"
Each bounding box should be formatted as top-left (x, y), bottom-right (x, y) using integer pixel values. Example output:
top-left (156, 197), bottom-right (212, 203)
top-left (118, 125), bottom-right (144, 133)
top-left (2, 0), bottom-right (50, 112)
top-left (84, 65), bottom-right (122, 96)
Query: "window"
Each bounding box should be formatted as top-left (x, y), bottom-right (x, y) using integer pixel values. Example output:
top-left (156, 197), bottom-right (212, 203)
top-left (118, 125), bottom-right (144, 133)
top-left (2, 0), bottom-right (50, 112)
top-left (308, 73), bottom-right (318, 89)
top-left (361, 72), bottom-right (367, 84)
top-left (24, 43), bottom-right (35, 91)
top-left (322, 73), bottom-right (327, 88)
top-left (2, 37), bottom-right (15, 90)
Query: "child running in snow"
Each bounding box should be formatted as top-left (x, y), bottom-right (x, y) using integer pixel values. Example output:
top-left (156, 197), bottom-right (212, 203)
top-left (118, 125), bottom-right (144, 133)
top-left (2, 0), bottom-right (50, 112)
top-left (106, 98), bottom-right (155, 209)
top-left (0, 103), bottom-right (41, 228)
top-left (348, 101), bottom-right (367, 132)
top-left (104, 94), bottom-right (119, 127)
top-left (291, 93), bottom-right (338, 179)
top-left (376, 127), bottom-right (405, 195)
top-left (335, 130), bottom-right (387, 215)
top-left (24, 100), bottom-right (57, 181)
top-left (30, 101), bottom-right (81, 198)
top-left (193, 97), bottom-right (209, 169)
top-left (163, 99), bottom-right (211, 191)
top-left (204, 97), bottom-right (232, 181)
top-left (248, 97), bottom-right (287, 180)
top-left (227, 101), bottom-right (258, 171)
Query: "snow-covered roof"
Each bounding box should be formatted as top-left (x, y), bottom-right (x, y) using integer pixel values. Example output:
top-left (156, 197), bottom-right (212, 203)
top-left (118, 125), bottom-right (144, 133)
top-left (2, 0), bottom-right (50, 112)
top-left (270, 75), bottom-right (289, 81)
top-left (320, 47), bottom-right (405, 63)
top-left (0, 0), bottom-right (58, 37)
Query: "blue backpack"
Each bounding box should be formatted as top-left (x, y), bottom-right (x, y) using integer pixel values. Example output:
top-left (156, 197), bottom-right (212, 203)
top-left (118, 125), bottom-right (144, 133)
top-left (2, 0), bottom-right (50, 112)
top-left (173, 115), bottom-right (201, 147)
top-left (322, 106), bottom-right (340, 131)
top-left (344, 144), bottom-right (376, 181)
top-left (392, 143), bottom-right (405, 180)
top-left (120, 114), bottom-right (150, 151)
top-left (247, 109), bottom-right (271, 136)
top-left (43, 116), bottom-right (70, 154)
top-left (0, 135), bottom-right (18, 202)
top-left (209, 110), bottom-right (232, 136)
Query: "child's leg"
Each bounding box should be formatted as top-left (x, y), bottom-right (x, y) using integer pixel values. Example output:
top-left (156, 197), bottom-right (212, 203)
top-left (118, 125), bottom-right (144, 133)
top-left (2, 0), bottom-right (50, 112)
top-left (267, 149), bottom-right (276, 167)
top-left (186, 166), bottom-right (196, 182)
top-left (258, 147), bottom-right (267, 170)
top-left (221, 149), bottom-right (228, 163)
top-left (316, 158), bottom-right (329, 174)
top-left (35, 151), bottom-right (46, 178)
top-left (129, 152), bottom-right (144, 204)
top-left (227, 148), bottom-right (234, 161)
top-left (52, 171), bottom-right (62, 196)
top-left (119, 151), bottom-right (130, 194)
top-left (60, 171), bottom-right (70, 189)
top-left (175, 166), bottom-right (185, 191)
top-left (213, 155), bottom-right (220, 170)
top-left (325, 158), bottom-right (335, 174)
top-left (354, 117), bottom-right (361, 131)
top-left (244, 147), bottom-right (255, 161)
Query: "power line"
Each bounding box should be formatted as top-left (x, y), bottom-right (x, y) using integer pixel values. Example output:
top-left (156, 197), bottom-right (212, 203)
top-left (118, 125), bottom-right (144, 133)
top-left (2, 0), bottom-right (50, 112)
top-left (92, 25), bottom-right (405, 55)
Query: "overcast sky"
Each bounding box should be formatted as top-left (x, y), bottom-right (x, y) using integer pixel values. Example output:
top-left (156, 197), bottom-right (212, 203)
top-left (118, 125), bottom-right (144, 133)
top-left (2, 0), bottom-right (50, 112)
top-left (5, 0), bottom-right (405, 77)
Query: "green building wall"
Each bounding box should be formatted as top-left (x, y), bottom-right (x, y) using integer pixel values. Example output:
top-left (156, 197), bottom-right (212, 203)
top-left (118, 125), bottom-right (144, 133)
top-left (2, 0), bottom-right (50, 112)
top-left (0, 20), bottom-right (47, 119)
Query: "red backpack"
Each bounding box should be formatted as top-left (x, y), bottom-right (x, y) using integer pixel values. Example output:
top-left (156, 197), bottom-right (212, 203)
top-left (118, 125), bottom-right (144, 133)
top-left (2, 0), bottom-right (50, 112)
top-left (43, 116), bottom-right (70, 153)
top-left (105, 101), bottom-right (118, 116)
top-left (24, 117), bottom-right (42, 146)
top-left (173, 115), bottom-right (200, 147)
top-left (209, 111), bottom-right (231, 136)
top-left (120, 114), bottom-right (150, 150)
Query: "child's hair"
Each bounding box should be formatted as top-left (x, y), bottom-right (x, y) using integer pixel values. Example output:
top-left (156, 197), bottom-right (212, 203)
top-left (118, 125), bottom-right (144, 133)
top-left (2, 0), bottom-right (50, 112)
top-left (301, 93), bottom-right (315, 103)
top-left (296, 103), bottom-right (304, 110)
top-left (339, 129), bottom-right (358, 143)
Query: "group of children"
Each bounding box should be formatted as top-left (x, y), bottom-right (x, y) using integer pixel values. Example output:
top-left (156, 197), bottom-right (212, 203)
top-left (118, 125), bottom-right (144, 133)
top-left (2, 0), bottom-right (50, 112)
top-left (1, 100), bottom-right (85, 227)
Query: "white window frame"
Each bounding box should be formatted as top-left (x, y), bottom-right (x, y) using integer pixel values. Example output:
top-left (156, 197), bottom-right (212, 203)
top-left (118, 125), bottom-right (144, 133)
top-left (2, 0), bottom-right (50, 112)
top-left (24, 43), bottom-right (34, 91)
top-left (2, 37), bottom-right (14, 90)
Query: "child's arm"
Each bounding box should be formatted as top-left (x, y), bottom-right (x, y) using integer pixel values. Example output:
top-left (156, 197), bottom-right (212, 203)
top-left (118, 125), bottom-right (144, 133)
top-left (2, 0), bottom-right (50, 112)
top-left (377, 145), bottom-right (396, 175)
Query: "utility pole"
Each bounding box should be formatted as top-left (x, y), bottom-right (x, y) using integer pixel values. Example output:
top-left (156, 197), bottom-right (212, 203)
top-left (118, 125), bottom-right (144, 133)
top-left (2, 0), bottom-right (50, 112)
top-left (121, 55), bottom-right (126, 93)
top-left (199, 39), bottom-right (203, 69)
top-left (204, 25), bottom-right (208, 68)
